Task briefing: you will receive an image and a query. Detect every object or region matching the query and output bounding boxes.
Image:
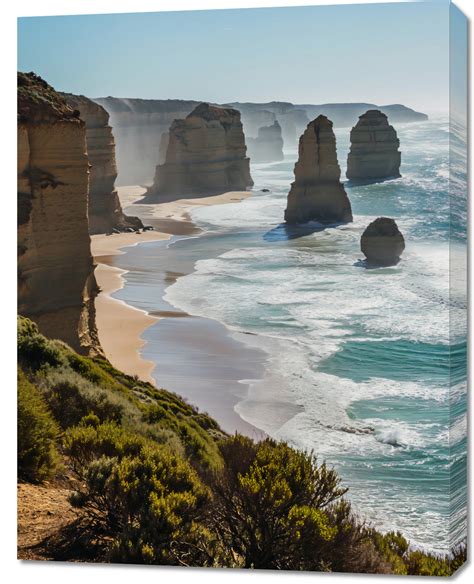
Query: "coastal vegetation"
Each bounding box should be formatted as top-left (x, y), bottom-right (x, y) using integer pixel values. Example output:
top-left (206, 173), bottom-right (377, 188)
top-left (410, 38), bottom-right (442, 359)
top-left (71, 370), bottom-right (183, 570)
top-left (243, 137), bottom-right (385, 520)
top-left (18, 316), bottom-right (465, 574)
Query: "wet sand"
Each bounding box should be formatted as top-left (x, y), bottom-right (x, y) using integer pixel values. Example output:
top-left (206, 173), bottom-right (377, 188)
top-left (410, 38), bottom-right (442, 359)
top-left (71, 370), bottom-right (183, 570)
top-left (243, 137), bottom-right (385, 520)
top-left (92, 185), bottom-right (263, 435)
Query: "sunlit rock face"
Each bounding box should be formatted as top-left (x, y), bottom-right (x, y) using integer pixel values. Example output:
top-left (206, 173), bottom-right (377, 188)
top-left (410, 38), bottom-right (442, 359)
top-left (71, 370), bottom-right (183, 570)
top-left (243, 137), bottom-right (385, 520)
top-left (147, 103), bottom-right (253, 198)
top-left (247, 121), bottom-right (284, 163)
top-left (284, 115), bottom-right (353, 225)
top-left (346, 110), bottom-right (401, 181)
top-left (62, 93), bottom-right (142, 234)
top-left (18, 72), bottom-right (100, 354)
top-left (360, 217), bottom-right (405, 266)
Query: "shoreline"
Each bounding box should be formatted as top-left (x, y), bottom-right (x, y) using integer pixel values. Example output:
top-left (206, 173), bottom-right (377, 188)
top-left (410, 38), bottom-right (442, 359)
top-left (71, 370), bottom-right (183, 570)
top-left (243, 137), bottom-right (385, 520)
top-left (91, 186), bottom-right (259, 433)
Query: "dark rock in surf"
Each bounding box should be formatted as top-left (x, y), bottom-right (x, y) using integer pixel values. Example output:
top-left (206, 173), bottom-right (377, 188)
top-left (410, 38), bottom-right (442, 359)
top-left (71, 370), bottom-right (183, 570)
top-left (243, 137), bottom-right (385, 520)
top-left (360, 217), bottom-right (405, 266)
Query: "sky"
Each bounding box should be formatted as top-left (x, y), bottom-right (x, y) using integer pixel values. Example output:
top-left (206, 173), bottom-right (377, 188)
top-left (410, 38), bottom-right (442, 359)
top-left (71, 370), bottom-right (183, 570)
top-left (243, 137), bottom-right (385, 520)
top-left (18, 1), bottom-right (451, 113)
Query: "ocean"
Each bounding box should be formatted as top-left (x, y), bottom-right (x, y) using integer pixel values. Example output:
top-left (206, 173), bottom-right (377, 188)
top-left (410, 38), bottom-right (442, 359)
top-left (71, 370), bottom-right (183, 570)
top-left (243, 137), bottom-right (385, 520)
top-left (112, 118), bottom-right (467, 554)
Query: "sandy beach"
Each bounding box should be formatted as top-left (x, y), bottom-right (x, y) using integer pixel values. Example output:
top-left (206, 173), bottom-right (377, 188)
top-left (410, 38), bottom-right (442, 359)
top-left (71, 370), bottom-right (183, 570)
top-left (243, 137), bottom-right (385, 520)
top-left (91, 185), bottom-right (251, 385)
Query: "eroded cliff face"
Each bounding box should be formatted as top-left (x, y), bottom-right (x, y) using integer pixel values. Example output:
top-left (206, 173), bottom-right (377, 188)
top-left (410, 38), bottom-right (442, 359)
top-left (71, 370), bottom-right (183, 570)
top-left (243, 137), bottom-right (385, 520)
top-left (247, 121), bottom-right (284, 162)
top-left (18, 72), bottom-right (100, 354)
top-left (284, 115), bottom-right (352, 225)
top-left (346, 110), bottom-right (401, 181)
top-left (148, 103), bottom-right (253, 198)
top-left (93, 97), bottom-right (201, 186)
top-left (61, 93), bottom-right (142, 233)
top-left (95, 97), bottom-right (426, 186)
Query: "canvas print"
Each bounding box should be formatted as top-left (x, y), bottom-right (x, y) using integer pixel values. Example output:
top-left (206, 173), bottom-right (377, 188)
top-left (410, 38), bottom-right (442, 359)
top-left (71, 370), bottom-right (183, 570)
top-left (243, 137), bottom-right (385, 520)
top-left (17, 0), bottom-right (467, 575)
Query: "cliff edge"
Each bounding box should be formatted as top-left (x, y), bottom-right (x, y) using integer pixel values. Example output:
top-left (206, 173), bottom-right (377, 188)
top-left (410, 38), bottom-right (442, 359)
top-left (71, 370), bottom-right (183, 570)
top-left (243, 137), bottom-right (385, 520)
top-left (18, 72), bottom-right (100, 354)
top-left (61, 93), bottom-right (142, 233)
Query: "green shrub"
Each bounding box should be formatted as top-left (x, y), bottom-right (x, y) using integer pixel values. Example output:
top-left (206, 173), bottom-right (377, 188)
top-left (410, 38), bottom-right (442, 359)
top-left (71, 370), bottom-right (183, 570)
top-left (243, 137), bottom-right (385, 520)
top-left (65, 420), bottom-right (208, 564)
top-left (18, 316), bottom-right (65, 370)
top-left (406, 550), bottom-right (451, 576)
top-left (18, 370), bottom-right (60, 482)
top-left (143, 404), bottom-right (222, 469)
top-left (208, 435), bottom-right (350, 570)
top-left (64, 420), bottom-right (148, 473)
top-left (39, 368), bottom-right (138, 429)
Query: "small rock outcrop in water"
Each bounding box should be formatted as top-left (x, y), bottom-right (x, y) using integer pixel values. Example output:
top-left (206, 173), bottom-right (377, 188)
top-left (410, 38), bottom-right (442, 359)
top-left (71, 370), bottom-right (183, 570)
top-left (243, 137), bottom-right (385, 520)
top-left (346, 110), bottom-right (401, 181)
top-left (284, 115), bottom-right (353, 224)
top-left (360, 217), bottom-right (405, 266)
top-left (147, 103), bottom-right (253, 198)
top-left (62, 93), bottom-right (142, 234)
top-left (18, 72), bottom-right (100, 354)
top-left (247, 121), bottom-right (284, 162)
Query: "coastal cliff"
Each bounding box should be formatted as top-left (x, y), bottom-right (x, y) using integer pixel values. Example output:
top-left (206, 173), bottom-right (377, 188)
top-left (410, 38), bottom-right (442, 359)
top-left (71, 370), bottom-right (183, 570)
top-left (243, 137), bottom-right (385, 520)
top-left (299, 102), bottom-right (427, 128)
top-left (62, 93), bottom-right (142, 233)
top-left (18, 72), bottom-right (100, 354)
top-left (347, 110), bottom-right (401, 181)
top-left (285, 115), bottom-right (352, 225)
top-left (227, 102), bottom-right (309, 144)
top-left (93, 97), bottom-right (200, 185)
top-left (94, 97), bottom-right (427, 186)
top-left (147, 103), bottom-right (253, 198)
top-left (247, 121), bottom-right (284, 162)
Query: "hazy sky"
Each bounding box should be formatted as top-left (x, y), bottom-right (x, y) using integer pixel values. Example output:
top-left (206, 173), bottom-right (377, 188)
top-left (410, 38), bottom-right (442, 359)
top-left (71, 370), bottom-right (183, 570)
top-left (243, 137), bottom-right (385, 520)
top-left (18, 1), bottom-right (450, 113)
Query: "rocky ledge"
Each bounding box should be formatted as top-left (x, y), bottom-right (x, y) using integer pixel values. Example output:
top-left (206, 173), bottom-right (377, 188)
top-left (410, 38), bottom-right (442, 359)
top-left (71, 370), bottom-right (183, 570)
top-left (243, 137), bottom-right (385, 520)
top-left (346, 110), bottom-right (401, 181)
top-left (285, 115), bottom-right (353, 224)
top-left (360, 217), bottom-right (405, 266)
top-left (147, 103), bottom-right (253, 198)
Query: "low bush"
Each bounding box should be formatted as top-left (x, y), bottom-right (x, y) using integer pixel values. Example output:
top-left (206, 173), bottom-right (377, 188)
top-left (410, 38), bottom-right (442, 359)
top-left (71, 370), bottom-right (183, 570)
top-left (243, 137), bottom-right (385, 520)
top-left (18, 316), bottom-right (65, 370)
top-left (39, 368), bottom-right (138, 430)
top-left (207, 435), bottom-right (349, 570)
top-left (65, 420), bottom-right (208, 564)
top-left (18, 370), bottom-right (60, 482)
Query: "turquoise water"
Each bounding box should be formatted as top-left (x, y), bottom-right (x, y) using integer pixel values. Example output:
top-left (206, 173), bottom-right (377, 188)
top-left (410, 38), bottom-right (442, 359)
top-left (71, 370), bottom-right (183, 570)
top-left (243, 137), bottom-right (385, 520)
top-left (115, 119), bottom-right (467, 553)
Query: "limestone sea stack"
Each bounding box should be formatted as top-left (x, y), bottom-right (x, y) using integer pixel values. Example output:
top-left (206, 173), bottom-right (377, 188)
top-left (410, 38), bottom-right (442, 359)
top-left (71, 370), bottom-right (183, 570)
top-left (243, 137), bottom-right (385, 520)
top-left (361, 217), bottom-right (405, 266)
top-left (247, 121), bottom-right (284, 163)
top-left (18, 72), bottom-right (100, 354)
top-left (147, 103), bottom-right (253, 198)
top-left (284, 115), bottom-right (353, 224)
top-left (62, 93), bottom-right (142, 234)
top-left (346, 110), bottom-right (401, 181)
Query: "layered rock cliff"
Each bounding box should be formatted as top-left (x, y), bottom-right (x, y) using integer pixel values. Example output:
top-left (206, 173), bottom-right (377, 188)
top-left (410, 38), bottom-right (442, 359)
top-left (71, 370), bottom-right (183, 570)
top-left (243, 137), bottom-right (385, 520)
top-left (147, 103), bottom-right (253, 198)
top-left (18, 72), bottom-right (100, 354)
top-left (360, 217), bottom-right (405, 266)
top-left (346, 110), bottom-right (401, 181)
top-left (94, 97), bottom-right (426, 186)
top-left (93, 97), bottom-right (201, 185)
top-left (247, 121), bottom-right (284, 162)
top-left (62, 93), bottom-right (142, 233)
top-left (284, 115), bottom-right (352, 225)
